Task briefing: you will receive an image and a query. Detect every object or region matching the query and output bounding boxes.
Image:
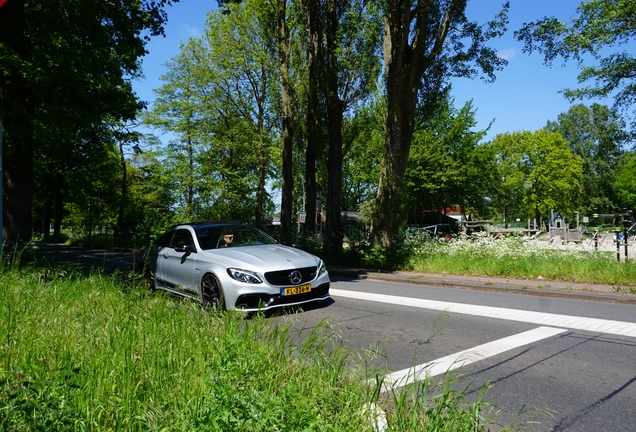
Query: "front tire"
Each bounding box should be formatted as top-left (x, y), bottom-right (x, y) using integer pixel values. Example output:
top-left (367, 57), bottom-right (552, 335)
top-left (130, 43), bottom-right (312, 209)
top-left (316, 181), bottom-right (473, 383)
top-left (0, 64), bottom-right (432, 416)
top-left (201, 274), bottom-right (224, 312)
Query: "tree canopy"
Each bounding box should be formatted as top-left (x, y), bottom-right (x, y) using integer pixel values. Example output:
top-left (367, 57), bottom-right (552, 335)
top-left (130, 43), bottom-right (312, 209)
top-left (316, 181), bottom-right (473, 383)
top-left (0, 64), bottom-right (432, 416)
top-left (3, 0), bottom-right (635, 254)
top-left (404, 94), bottom-right (494, 224)
top-left (0, 0), bottom-right (176, 242)
top-left (489, 130), bottom-right (584, 225)
top-left (545, 103), bottom-right (628, 214)
top-left (515, 0), bottom-right (636, 130)
top-left (616, 152), bottom-right (636, 210)
top-left (144, 0), bottom-right (280, 224)
top-left (371, 0), bottom-right (509, 247)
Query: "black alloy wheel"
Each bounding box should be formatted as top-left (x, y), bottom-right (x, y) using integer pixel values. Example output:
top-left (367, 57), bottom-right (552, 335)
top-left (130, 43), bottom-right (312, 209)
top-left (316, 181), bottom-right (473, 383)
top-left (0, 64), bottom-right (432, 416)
top-left (201, 274), bottom-right (223, 312)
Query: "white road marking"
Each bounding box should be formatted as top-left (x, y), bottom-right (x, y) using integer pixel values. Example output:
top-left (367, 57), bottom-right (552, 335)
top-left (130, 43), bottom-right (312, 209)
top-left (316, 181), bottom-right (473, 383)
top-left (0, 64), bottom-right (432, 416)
top-left (330, 288), bottom-right (636, 337)
top-left (380, 326), bottom-right (567, 391)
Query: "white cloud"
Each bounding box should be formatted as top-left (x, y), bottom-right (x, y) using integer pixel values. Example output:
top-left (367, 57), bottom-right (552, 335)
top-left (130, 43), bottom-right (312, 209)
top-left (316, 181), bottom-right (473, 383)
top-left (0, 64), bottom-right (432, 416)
top-left (184, 25), bottom-right (201, 37)
top-left (497, 48), bottom-right (517, 61)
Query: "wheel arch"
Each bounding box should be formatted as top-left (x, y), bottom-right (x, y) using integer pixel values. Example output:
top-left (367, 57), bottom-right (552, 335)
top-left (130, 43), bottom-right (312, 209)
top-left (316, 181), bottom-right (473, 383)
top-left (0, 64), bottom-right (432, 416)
top-left (200, 271), bottom-right (226, 310)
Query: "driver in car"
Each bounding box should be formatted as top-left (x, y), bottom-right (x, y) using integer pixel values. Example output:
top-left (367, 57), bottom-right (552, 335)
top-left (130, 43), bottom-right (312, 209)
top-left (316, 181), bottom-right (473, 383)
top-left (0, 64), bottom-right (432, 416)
top-left (222, 234), bottom-right (234, 247)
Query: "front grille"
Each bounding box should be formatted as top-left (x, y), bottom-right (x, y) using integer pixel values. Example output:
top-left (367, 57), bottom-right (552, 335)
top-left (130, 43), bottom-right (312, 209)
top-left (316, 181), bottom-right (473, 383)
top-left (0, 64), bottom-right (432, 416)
top-left (234, 282), bottom-right (330, 310)
top-left (264, 266), bottom-right (318, 286)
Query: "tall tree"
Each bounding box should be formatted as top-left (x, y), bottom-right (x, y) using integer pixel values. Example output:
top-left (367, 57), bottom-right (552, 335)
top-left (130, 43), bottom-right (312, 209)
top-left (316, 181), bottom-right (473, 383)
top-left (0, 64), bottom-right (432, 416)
top-left (341, 100), bottom-right (384, 214)
top-left (545, 103), bottom-right (628, 214)
top-left (109, 120), bottom-right (142, 240)
top-left (515, 0), bottom-right (636, 130)
top-left (0, 0), bottom-right (33, 243)
top-left (301, 0), bottom-right (323, 234)
top-left (404, 96), bottom-right (493, 224)
top-left (615, 151), bottom-right (636, 211)
top-left (146, 34), bottom-right (271, 223)
top-left (371, 0), bottom-right (509, 248)
top-left (144, 44), bottom-right (209, 220)
top-left (490, 130), bottom-right (584, 225)
top-left (224, 0), bottom-right (299, 243)
top-left (199, 2), bottom-right (279, 227)
top-left (0, 0), bottom-right (175, 243)
top-left (273, 0), bottom-right (296, 245)
top-left (489, 132), bottom-right (533, 227)
top-left (322, 0), bottom-right (381, 252)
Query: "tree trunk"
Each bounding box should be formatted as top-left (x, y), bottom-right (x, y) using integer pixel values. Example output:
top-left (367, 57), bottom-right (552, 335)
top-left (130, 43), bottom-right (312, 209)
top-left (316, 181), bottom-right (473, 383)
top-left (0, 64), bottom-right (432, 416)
top-left (115, 138), bottom-right (127, 240)
top-left (371, 34), bottom-right (419, 245)
top-left (0, 0), bottom-right (34, 244)
top-left (371, 3), bottom-right (417, 247)
top-left (276, 0), bottom-right (294, 245)
top-left (186, 127), bottom-right (194, 220)
top-left (255, 66), bottom-right (269, 229)
top-left (504, 202), bottom-right (509, 229)
top-left (371, 0), bottom-right (460, 248)
top-left (42, 198), bottom-right (52, 240)
top-left (324, 0), bottom-right (343, 253)
top-left (54, 189), bottom-right (64, 237)
top-left (303, 0), bottom-right (320, 235)
top-left (256, 131), bottom-right (266, 229)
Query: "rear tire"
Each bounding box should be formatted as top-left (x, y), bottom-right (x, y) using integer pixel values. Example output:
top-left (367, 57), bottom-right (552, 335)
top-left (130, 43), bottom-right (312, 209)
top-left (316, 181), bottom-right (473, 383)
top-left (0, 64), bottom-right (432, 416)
top-left (201, 274), bottom-right (224, 312)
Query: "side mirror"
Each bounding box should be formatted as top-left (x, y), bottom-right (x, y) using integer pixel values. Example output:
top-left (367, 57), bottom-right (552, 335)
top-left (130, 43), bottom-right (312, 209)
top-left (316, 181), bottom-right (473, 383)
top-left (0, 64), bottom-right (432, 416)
top-left (174, 244), bottom-right (193, 254)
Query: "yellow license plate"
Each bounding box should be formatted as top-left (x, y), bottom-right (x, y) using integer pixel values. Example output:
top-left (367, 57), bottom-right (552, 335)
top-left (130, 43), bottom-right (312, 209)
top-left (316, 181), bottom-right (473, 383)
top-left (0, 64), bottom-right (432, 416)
top-left (282, 284), bottom-right (311, 296)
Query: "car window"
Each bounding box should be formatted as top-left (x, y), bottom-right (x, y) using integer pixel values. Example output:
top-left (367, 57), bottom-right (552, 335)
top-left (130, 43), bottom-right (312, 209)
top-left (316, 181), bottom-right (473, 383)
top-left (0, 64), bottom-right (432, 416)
top-left (156, 231), bottom-right (173, 248)
top-left (194, 225), bottom-right (275, 250)
top-left (196, 230), bottom-right (219, 250)
top-left (170, 229), bottom-right (195, 250)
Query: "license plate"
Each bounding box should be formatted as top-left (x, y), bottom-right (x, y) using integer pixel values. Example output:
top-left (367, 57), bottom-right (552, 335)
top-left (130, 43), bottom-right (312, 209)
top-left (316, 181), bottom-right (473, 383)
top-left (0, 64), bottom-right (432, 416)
top-left (282, 284), bottom-right (311, 296)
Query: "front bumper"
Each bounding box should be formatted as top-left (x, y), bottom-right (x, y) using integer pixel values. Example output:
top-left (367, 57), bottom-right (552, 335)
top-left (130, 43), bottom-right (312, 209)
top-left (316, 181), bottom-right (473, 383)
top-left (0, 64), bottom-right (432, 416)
top-left (234, 282), bottom-right (331, 312)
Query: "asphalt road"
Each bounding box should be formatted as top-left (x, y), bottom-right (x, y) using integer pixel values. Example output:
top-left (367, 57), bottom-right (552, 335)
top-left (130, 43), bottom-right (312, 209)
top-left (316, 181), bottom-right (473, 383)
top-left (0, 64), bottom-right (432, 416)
top-left (290, 276), bottom-right (636, 431)
top-left (32, 243), bottom-right (636, 431)
top-left (32, 242), bottom-right (144, 275)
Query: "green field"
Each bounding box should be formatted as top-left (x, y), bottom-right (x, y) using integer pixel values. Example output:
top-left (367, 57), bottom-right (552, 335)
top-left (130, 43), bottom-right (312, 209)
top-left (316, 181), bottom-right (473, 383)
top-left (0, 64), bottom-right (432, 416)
top-left (0, 262), bottom-right (514, 431)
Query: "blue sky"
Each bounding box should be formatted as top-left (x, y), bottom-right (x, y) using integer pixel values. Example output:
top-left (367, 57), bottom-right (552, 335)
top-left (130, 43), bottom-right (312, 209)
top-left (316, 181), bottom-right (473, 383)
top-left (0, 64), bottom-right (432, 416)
top-left (133, 0), bottom-right (612, 142)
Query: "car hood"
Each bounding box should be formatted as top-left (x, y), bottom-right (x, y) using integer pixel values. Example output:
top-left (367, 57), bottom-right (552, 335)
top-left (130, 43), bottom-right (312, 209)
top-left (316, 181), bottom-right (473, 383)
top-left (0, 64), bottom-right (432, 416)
top-left (200, 244), bottom-right (319, 271)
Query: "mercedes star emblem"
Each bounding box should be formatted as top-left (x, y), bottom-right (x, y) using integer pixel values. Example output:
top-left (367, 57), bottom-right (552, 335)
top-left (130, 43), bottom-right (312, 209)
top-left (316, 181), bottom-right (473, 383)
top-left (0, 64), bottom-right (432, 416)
top-left (289, 270), bottom-right (302, 285)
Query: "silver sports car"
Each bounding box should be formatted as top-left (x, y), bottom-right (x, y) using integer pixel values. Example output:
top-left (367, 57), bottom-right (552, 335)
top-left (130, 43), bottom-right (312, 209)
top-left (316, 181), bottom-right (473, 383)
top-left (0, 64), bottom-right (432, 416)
top-left (141, 221), bottom-right (331, 312)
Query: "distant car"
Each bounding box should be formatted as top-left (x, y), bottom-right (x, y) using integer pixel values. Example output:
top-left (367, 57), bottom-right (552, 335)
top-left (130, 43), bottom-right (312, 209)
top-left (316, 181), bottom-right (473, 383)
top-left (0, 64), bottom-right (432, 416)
top-left (140, 221), bottom-right (331, 312)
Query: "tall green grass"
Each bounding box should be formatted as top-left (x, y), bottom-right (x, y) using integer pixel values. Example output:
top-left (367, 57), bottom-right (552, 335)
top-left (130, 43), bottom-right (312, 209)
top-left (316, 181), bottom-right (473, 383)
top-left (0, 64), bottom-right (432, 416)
top-left (0, 265), bottom-right (517, 431)
top-left (405, 235), bottom-right (636, 287)
top-left (410, 251), bottom-right (636, 286)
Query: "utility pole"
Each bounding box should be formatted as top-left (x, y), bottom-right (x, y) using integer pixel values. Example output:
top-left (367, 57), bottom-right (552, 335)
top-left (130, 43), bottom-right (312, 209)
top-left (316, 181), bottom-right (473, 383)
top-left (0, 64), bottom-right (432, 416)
top-left (623, 209), bottom-right (632, 261)
top-left (593, 209), bottom-right (598, 251)
top-left (615, 209), bottom-right (622, 262)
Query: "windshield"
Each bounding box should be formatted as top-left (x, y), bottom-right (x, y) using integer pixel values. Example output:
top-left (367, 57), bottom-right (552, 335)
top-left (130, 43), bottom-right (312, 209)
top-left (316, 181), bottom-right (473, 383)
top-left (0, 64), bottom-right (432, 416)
top-left (194, 224), bottom-right (276, 250)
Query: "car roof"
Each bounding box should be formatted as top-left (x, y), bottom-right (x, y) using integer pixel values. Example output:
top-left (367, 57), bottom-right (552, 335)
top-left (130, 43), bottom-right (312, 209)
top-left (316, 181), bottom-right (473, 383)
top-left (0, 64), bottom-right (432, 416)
top-left (171, 220), bottom-right (247, 230)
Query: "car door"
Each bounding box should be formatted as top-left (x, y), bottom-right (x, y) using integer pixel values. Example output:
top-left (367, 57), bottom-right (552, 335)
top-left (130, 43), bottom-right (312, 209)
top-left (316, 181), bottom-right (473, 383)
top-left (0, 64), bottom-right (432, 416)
top-left (146, 231), bottom-right (173, 287)
top-left (159, 228), bottom-right (198, 295)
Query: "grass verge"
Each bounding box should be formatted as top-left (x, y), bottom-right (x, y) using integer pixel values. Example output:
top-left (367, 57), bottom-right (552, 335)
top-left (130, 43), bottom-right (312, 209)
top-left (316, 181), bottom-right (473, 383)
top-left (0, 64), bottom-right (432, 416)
top-left (409, 251), bottom-right (636, 286)
top-left (0, 265), bottom-right (518, 431)
top-left (404, 236), bottom-right (636, 288)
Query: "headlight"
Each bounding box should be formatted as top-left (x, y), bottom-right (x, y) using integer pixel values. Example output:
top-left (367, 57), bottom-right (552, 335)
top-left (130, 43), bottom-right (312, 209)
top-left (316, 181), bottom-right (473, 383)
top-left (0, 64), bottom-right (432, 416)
top-left (227, 268), bottom-right (262, 284)
top-left (316, 258), bottom-right (327, 276)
